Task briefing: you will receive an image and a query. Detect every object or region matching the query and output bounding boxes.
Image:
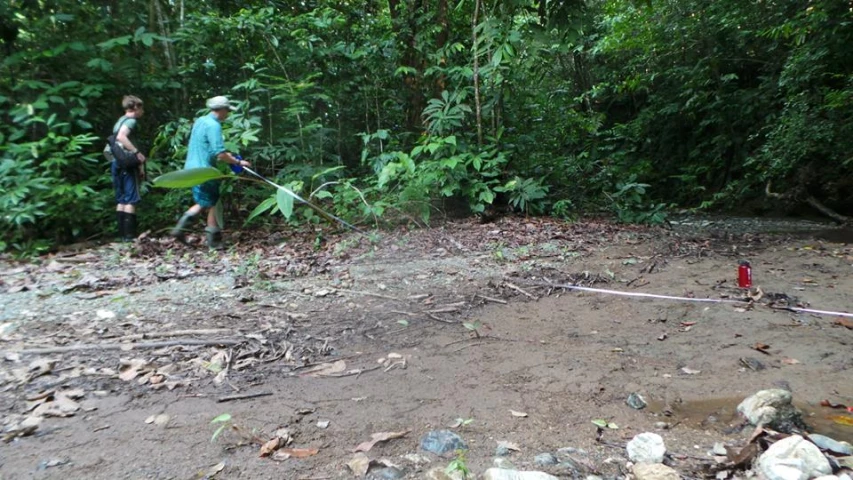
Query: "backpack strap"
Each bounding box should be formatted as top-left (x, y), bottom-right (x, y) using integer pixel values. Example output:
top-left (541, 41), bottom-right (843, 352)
top-left (114, 117), bottom-right (131, 136)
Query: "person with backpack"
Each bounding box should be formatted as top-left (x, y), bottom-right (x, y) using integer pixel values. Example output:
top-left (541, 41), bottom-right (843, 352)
top-left (103, 95), bottom-right (146, 242)
top-left (170, 95), bottom-right (250, 248)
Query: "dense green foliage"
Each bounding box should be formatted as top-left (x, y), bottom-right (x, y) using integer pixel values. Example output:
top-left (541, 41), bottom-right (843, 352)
top-left (2, 0), bottom-right (851, 254)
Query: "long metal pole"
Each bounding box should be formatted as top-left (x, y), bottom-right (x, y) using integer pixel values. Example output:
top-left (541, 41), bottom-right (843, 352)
top-left (241, 166), bottom-right (364, 234)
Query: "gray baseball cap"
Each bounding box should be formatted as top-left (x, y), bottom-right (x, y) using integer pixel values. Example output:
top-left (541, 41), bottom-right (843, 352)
top-left (206, 95), bottom-right (237, 111)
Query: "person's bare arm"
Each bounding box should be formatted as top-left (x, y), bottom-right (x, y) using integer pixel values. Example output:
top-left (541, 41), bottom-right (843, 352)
top-left (217, 151), bottom-right (251, 167)
top-left (116, 125), bottom-right (146, 163)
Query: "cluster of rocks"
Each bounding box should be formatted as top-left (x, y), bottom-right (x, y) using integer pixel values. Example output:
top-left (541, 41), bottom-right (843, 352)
top-left (736, 389), bottom-right (852, 480)
top-left (364, 389), bottom-right (851, 480)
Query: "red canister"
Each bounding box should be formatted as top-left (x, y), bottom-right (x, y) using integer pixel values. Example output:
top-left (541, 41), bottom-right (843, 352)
top-left (738, 260), bottom-right (752, 288)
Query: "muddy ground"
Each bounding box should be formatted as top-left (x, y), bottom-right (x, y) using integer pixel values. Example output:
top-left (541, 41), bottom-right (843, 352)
top-left (0, 217), bottom-right (851, 480)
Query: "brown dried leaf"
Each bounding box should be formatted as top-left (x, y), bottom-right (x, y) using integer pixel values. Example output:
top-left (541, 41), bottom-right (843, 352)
top-left (259, 437), bottom-right (283, 457)
top-left (118, 359), bottom-right (149, 381)
top-left (279, 447), bottom-right (319, 458)
top-left (497, 440), bottom-right (521, 452)
top-left (352, 430), bottom-right (411, 453)
top-left (347, 452), bottom-right (371, 477)
top-left (271, 450), bottom-right (291, 462)
top-left (24, 358), bottom-right (56, 382)
top-left (834, 318), bottom-right (853, 330)
top-left (301, 360), bottom-right (347, 377)
top-left (32, 391), bottom-right (80, 417)
top-left (205, 461), bottom-right (226, 478)
top-left (724, 442), bottom-right (760, 469)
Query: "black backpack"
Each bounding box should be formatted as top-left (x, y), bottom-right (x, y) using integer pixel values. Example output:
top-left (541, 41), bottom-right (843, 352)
top-left (107, 118), bottom-right (142, 170)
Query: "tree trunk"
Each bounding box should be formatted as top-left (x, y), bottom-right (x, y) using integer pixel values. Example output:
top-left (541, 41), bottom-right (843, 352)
top-left (387, 0), bottom-right (426, 132)
top-left (435, 0), bottom-right (449, 94)
top-left (152, 0), bottom-right (174, 70)
top-left (472, 0), bottom-right (483, 146)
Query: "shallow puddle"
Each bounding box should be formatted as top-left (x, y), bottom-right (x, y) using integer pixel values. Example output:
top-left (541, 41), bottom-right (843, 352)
top-left (648, 397), bottom-right (853, 444)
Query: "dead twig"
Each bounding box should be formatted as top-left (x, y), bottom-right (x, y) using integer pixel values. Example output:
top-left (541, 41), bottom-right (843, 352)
top-left (217, 391), bottom-right (273, 403)
top-left (335, 288), bottom-right (402, 302)
top-left (322, 365), bottom-right (382, 378)
top-left (503, 281), bottom-right (539, 300)
top-left (425, 313), bottom-right (455, 324)
top-left (390, 310), bottom-right (456, 324)
top-left (475, 293), bottom-right (508, 304)
top-left (116, 328), bottom-right (232, 342)
top-left (14, 339), bottom-right (243, 355)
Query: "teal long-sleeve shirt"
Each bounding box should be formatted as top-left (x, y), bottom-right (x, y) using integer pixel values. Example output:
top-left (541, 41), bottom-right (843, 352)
top-left (184, 113), bottom-right (225, 169)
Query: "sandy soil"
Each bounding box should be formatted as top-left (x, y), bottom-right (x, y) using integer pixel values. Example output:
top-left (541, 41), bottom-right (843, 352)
top-left (0, 217), bottom-right (851, 479)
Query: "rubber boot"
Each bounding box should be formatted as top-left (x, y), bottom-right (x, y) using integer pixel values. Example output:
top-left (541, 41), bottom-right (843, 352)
top-left (170, 212), bottom-right (196, 244)
top-left (116, 211), bottom-right (126, 241)
top-left (123, 213), bottom-right (137, 242)
top-left (205, 226), bottom-right (223, 249)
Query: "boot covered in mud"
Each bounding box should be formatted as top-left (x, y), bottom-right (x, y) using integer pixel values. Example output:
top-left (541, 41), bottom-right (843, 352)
top-left (122, 213), bottom-right (137, 242)
top-left (205, 226), bottom-right (223, 249)
top-left (116, 211), bottom-right (126, 241)
top-left (170, 212), bottom-right (196, 244)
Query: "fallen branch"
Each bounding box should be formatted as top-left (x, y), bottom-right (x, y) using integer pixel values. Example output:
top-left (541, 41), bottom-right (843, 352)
top-left (117, 328), bottom-right (233, 342)
top-left (390, 310), bottom-right (456, 324)
top-left (426, 313), bottom-right (455, 324)
top-left (503, 281), bottom-right (539, 300)
top-left (335, 288), bottom-right (402, 302)
top-left (476, 294), bottom-right (507, 304)
top-left (322, 365), bottom-right (382, 378)
top-left (217, 391), bottom-right (273, 403)
top-left (806, 195), bottom-right (851, 225)
top-left (14, 339), bottom-right (243, 355)
top-left (425, 306), bottom-right (461, 314)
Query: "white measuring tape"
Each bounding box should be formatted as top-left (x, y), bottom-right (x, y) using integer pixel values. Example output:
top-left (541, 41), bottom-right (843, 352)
top-left (533, 282), bottom-right (853, 319)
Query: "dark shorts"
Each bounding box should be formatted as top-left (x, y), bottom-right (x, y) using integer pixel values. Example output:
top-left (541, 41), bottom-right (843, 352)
top-left (192, 180), bottom-right (220, 208)
top-left (111, 162), bottom-right (140, 205)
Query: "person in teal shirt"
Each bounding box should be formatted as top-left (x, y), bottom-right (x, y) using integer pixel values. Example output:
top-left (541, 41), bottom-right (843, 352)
top-left (170, 96), bottom-right (251, 248)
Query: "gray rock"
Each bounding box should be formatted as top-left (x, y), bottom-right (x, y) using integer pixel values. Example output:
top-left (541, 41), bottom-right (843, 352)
top-left (653, 421), bottom-right (670, 430)
top-left (737, 389), bottom-right (806, 432)
top-left (496, 444), bottom-right (511, 457)
top-left (627, 432), bottom-right (667, 464)
top-left (482, 468), bottom-right (559, 480)
top-left (627, 392), bottom-right (647, 410)
top-left (493, 457), bottom-right (516, 470)
top-left (368, 467), bottom-right (406, 480)
top-left (555, 448), bottom-right (591, 475)
top-left (633, 464), bottom-right (679, 480)
top-left (556, 447), bottom-right (587, 457)
top-left (420, 430), bottom-right (467, 455)
top-left (757, 434), bottom-right (832, 480)
top-left (709, 442), bottom-right (727, 456)
top-left (534, 453), bottom-right (558, 466)
top-left (808, 433), bottom-right (853, 456)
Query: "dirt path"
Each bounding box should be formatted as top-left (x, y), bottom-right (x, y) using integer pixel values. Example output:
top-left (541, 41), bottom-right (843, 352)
top-left (1, 218), bottom-right (851, 479)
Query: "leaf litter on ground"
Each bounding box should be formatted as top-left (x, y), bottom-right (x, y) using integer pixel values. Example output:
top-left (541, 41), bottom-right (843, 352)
top-left (352, 430), bottom-right (411, 453)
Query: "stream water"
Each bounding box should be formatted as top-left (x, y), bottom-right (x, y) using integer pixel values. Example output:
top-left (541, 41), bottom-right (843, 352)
top-left (648, 397), bottom-right (853, 444)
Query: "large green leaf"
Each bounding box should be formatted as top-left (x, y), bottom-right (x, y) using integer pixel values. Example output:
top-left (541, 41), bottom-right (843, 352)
top-left (276, 188), bottom-right (294, 219)
top-left (247, 196), bottom-right (277, 222)
top-left (153, 168), bottom-right (229, 189)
